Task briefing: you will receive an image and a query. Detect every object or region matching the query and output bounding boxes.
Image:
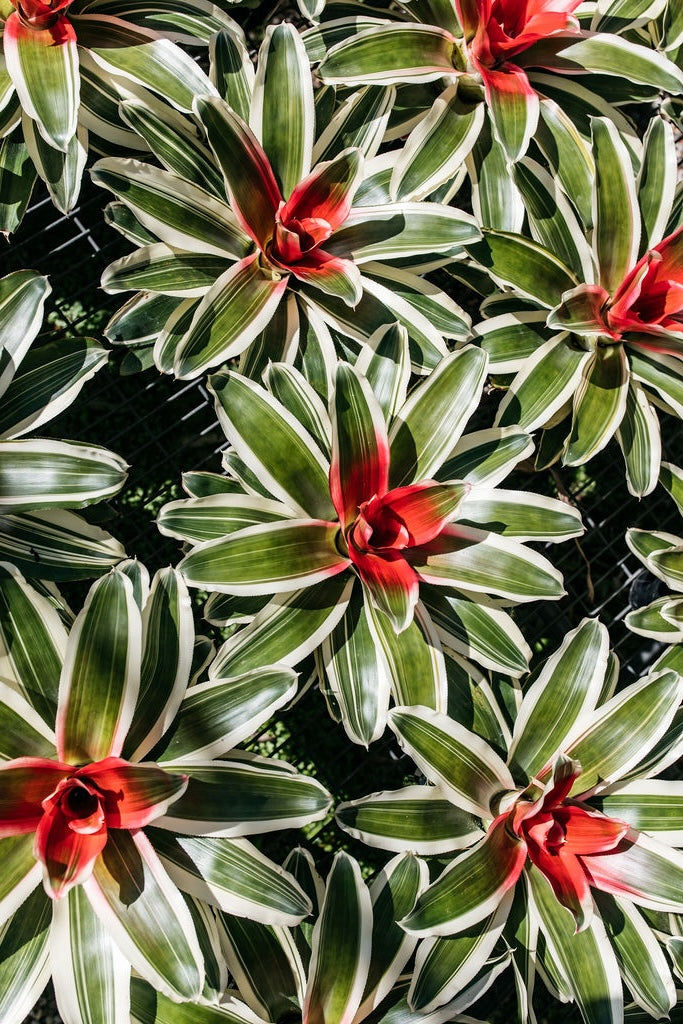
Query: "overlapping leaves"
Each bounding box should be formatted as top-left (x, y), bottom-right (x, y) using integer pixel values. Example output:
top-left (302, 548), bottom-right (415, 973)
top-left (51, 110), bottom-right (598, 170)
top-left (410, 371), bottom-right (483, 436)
top-left (337, 619), bottom-right (683, 1023)
top-left (159, 334), bottom-right (581, 744)
top-left (0, 561), bottom-right (330, 1024)
top-left (0, 269), bottom-right (126, 578)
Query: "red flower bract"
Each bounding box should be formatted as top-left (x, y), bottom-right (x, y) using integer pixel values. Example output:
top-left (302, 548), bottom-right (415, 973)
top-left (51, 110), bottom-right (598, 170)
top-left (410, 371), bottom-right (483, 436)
top-left (9, 0), bottom-right (72, 30)
top-left (502, 762), bottom-right (631, 929)
top-left (458, 0), bottom-right (582, 68)
top-left (0, 755), bottom-right (188, 898)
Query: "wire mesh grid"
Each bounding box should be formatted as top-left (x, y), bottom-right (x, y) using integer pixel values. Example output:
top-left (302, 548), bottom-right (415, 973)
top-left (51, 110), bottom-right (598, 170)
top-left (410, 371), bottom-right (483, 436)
top-left (4, 171), bottom-right (681, 1023)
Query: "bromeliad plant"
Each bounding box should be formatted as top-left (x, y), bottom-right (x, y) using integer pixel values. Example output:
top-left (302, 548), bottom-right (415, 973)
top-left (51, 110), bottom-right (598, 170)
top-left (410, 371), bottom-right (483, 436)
top-left (337, 618), bottom-right (683, 1023)
top-left (0, 561), bottom-right (331, 1024)
top-left (468, 113), bottom-right (683, 491)
top-left (0, 0), bottom-right (232, 231)
top-left (158, 338), bottom-right (583, 745)
top-left (313, 0), bottom-right (683, 219)
top-left (0, 269), bottom-right (127, 579)
top-left (131, 848), bottom-right (509, 1024)
top-left (94, 23), bottom-right (480, 381)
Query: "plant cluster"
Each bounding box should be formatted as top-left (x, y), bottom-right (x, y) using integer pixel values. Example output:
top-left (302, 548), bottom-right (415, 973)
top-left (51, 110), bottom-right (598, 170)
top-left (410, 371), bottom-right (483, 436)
top-left (1, 1), bottom-right (683, 1023)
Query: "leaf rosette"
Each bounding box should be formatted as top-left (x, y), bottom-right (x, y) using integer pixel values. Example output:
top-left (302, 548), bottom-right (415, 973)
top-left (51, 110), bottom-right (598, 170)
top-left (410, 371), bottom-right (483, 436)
top-left (130, 847), bottom-right (509, 1024)
top-left (159, 337), bottom-right (582, 746)
top-left (337, 618), bottom-right (683, 1023)
top-left (311, 0), bottom-right (683, 220)
top-left (0, 561), bottom-right (330, 1024)
top-left (95, 24), bottom-right (480, 381)
top-left (468, 114), bottom-right (683, 490)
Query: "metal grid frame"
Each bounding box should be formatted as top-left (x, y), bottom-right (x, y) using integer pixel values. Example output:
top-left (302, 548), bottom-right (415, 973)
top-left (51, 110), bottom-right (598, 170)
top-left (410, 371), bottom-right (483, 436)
top-left (5, 169), bottom-right (681, 1024)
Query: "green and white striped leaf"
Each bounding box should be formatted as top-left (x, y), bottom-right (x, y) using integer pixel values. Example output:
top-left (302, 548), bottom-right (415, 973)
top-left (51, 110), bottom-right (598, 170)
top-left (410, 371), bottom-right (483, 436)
top-left (210, 29), bottom-right (254, 123)
top-left (364, 264), bottom-right (471, 341)
top-left (629, 346), bottom-right (683, 419)
top-left (86, 22), bottom-right (217, 112)
top-left (564, 344), bottom-right (629, 465)
top-left (0, 439), bottom-right (127, 511)
top-left (125, 568), bottom-right (195, 761)
top-left (567, 670), bottom-right (683, 794)
top-left (120, 96), bottom-right (225, 196)
top-left (209, 370), bottom-right (334, 519)
top-left (495, 337), bottom-right (591, 433)
top-left (219, 915), bottom-right (303, 1021)
top-left (0, 887), bottom-right (51, 1024)
top-left (156, 759), bottom-right (331, 836)
top-left (264, 363), bottom-right (332, 459)
top-left (557, 33), bottom-right (683, 96)
top-left (336, 785), bottom-right (483, 855)
top-left (0, 834), bottom-right (42, 931)
top-left (536, 95), bottom-right (594, 227)
top-left (389, 705), bottom-right (515, 818)
top-left (438, 427), bottom-right (534, 487)
top-left (0, 336), bottom-right (107, 440)
top-left (0, 509), bottom-right (125, 582)
top-left (625, 597), bottom-right (683, 642)
top-left (85, 830), bottom-right (204, 1001)
top-left (527, 864), bottom-right (623, 1024)
top-left (660, 461), bottom-right (683, 516)
top-left (355, 322), bottom-right (411, 421)
top-left (389, 346), bottom-right (488, 487)
top-left (158, 494), bottom-right (296, 545)
top-left (591, 117), bottom-right (640, 293)
top-left (179, 520), bottom-right (347, 596)
top-left (359, 853), bottom-right (429, 1018)
top-left (513, 158), bottom-right (595, 282)
top-left (150, 830), bottom-right (312, 926)
top-left (468, 229), bottom-right (577, 309)
top-left (0, 270), bottom-right (49, 400)
top-left (422, 588), bottom-right (530, 677)
top-left (304, 852), bottom-right (372, 1024)
top-left (159, 666), bottom-right (297, 761)
top-left (251, 23), bottom-right (314, 197)
top-left (92, 158), bottom-right (249, 259)
top-left (56, 568), bottom-right (141, 763)
top-left (616, 380), bottom-right (661, 497)
top-left (411, 525), bottom-right (565, 603)
top-left (0, 562), bottom-right (67, 723)
top-left (365, 601), bottom-right (448, 712)
top-left (310, 273), bottom-right (448, 373)
top-left (5, 18), bottom-right (78, 151)
top-left (401, 817), bottom-right (525, 937)
top-left (102, 244), bottom-right (231, 298)
top-left (52, 883), bottom-right (130, 1024)
top-left (593, 780), bottom-right (683, 845)
top-left (467, 122), bottom-right (525, 233)
top-left (458, 488), bottom-right (583, 541)
top-left (391, 83), bottom-right (483, 202)
top-left (0, 679), bottom-right (56, 761)
top-left (637, 115), bottom-right (677, 250)
top-left (509, 618), bottom-right (609, 780)
top-left (210, 576), bottom-right (352, 677)
top-left (329, 201), bottom-right (479, 263)
top-left (22, 115), bottom-right (85, 215)
top-left (318, 25), bottom-right (458, 87)
top-left (174, 255), bottom-right (288, 378)
top-left (322, 588), bottom-right (392, 746)
top-left (594, 893), bottom-right (676, 1020)
top-left (472, 311), bottom-right (549, 373)
top-left (313, 85), bottom-right (395, 165)
top-left (408, 890), bottom-right (513, 1013)
top-left (0, 130), bottom-right (36, 237)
